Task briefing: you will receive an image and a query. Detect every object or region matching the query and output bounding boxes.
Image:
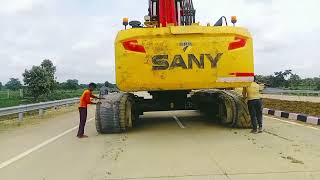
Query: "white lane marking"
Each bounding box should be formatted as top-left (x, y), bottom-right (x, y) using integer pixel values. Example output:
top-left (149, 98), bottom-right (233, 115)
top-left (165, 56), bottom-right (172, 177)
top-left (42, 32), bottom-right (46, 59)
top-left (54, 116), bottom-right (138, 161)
top-left (173, 116), bottom-right (186, 129)
top-left (265, 116), bottom-right (320, 131)
top-left (0, 118), bottom-right (94, 170)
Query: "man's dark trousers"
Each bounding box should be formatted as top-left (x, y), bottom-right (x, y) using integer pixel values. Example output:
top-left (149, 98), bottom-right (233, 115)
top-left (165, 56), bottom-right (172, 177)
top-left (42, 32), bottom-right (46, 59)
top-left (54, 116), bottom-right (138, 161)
top-left (248, 99), bottom-right (263, 130)
top-left (77, 107), bottom-right (87, 137)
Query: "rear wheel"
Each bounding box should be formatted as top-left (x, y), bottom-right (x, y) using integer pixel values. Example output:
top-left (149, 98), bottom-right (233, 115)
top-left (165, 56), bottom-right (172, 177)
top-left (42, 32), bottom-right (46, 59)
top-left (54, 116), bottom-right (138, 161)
top-left (192, 90), bottom-right (251, 128)
top-left (220, 91), bottom-right (251, 128)
top-left (95, 93), bottom-right (137, 134)
top-left (229, 91), bottom-right (251, 128)
top-left (119, 94), bottom-right (135, 131)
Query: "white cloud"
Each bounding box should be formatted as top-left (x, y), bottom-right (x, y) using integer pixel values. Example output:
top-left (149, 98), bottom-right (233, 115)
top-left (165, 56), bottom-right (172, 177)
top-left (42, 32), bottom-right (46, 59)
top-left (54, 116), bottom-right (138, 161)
top-left (0, 0), bottom-right (53, 15)
top-left (195, 0), bottom-right (320, 78)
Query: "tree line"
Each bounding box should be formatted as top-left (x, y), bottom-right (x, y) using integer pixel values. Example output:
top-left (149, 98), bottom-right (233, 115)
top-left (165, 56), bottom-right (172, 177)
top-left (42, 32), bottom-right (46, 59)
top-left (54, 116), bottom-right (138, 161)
top-left (256, 70), bottom-right (320, 90)
top-left (0, 59), bottom-right (117, 100)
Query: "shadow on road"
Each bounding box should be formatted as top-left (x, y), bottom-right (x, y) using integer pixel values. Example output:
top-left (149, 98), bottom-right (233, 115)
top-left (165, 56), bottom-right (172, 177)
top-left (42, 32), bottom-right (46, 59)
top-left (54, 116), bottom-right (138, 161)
top-left (130, 110), bottom-right (231, 133)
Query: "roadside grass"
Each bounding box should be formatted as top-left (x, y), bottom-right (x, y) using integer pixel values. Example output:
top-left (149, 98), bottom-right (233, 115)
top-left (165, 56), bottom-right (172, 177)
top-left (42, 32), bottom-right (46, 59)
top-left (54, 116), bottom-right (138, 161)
top-left (0, 105), bottom-right (79, 133)
top-left (0, 90), bottom-right (21, 99)
top-left (0, 89), bottom-right (99, 108)
top-left (0, 90), bottom-right (24, 108)
top-left (0, 99), bottom-right (24, 108)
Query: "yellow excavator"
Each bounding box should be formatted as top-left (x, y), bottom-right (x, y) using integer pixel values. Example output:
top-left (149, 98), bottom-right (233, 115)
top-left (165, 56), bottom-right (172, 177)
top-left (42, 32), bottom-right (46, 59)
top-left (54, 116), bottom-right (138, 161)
top-left (95, 0), bottom-right (254, 133)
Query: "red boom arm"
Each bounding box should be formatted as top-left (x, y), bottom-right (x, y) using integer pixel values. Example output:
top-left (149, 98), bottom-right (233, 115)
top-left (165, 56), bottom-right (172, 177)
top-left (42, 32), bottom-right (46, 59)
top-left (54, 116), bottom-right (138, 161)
top-left (149, 0), bottom-right (195, 27)
top-left (159, 0), bottom-right (177, 26)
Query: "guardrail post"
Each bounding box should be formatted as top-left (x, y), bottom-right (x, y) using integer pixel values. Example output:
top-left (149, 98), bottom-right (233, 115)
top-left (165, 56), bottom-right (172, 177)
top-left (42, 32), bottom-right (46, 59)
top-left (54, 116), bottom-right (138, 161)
top-left (39, 109), bottom-right (44, 118)
top-left (18, 112), bottom-right (23, 121)
top-left (20, 89), bottom-right (23, 98)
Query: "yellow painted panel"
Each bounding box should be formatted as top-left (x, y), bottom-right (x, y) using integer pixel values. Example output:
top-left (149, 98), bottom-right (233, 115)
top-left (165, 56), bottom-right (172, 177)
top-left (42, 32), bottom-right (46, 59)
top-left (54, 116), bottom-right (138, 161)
top-left (115, 26), bottom-right (254, 92)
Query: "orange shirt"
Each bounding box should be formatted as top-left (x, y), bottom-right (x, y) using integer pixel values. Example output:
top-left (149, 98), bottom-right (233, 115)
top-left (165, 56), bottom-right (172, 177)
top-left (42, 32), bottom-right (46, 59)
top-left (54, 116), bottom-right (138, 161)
top-left (79, 90), bottom-right (92, 108)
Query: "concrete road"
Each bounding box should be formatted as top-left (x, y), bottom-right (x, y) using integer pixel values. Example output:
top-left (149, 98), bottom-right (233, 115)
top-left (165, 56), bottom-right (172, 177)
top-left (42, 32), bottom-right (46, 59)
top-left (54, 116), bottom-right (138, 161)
top-left (1, 109), bottom-right (320, 180)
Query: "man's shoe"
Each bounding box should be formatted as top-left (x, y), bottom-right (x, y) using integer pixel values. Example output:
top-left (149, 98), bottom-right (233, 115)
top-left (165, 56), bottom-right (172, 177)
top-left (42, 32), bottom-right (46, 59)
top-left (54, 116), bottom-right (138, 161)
top-left (77, 135), bottom-right (89, 138)
top-left (250, 129), bottom-right (258, 134)
top-left (258, 127), bottom-right (263, 133)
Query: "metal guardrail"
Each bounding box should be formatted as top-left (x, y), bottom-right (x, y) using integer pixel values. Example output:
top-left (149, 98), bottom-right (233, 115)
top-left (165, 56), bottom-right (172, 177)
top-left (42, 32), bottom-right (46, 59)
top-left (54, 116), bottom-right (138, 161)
top-left (0, 98), bottom-right (79, 121)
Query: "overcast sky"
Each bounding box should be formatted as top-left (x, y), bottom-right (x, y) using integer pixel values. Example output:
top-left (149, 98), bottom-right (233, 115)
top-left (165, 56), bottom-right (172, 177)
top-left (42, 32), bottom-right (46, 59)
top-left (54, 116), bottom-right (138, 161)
top-left (0, 0), bottom-right (319, 84)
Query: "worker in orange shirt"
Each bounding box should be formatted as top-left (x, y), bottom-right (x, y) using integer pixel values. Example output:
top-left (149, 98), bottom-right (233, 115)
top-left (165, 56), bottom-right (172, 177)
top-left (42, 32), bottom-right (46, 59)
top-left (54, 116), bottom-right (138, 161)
top-left (77, 83), bottom-right (104, 138)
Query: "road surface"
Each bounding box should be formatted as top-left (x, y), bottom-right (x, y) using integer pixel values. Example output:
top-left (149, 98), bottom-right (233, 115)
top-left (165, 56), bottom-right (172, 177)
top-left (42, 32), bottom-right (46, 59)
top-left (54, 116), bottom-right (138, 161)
top-left (1, 108), bottom-right (320, 180)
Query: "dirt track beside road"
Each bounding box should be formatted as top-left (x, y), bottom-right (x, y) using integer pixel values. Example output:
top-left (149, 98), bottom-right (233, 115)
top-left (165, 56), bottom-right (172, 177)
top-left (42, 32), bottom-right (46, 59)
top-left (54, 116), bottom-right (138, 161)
top-left (263, 98), bottom-right (320, 117)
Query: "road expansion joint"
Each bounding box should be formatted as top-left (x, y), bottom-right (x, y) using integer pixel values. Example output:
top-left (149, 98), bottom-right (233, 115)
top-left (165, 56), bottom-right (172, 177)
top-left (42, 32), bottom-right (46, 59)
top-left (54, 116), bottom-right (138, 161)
top-left (103, 170), bottom-right (320, 180)
top-left (104, 173), bottom-right (229, 180)
top-left (185, 125), bottom-right (230, 179)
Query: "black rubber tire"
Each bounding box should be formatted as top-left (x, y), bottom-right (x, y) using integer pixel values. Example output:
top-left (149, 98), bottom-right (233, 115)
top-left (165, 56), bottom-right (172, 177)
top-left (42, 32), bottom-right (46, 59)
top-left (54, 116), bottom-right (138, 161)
top-left (119, 94), bottom-right (136, 131)
top-left (95, 103), bottom-right (102, 133)
top-left (95, 93), bottom-right (136, 134)
top-left (192, 90), bottom-right (251, 129)
top-left (228, 91), bottom-right (251, 128)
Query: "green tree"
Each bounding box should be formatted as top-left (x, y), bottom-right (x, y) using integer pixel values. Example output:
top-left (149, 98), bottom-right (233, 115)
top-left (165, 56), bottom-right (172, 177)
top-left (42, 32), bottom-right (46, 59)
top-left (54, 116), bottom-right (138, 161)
top-left (256, 75), bottom-right (273, 86)
top-left (284, 70), bottom-right (293, 77)
top-left (288, 74), bottom-right (301, 87)
top-left (23, 60), bottom-right (57, 100)
top-left (315, 77), bottom-right (320, 90)
top-left (64, 79), bottom-right (79, 90)
top-left (41, 59), bottom-right (56, 90)
top-left (300, 78), bottom-right (314, 89)
top-left (41, 59), bottom-right (56, 75)
top-left (79, 84), bottom-right (88, 89)
top-left (0, 82), bottom-right (2, 90)
top-left (272, 70), bottom-right (292, 87)
top-left (57, 82), bottom-right (66, 89)
top-left (257, 71), bottom-right (320, 90)
top-left (5, 78), bottom-right (22, 91)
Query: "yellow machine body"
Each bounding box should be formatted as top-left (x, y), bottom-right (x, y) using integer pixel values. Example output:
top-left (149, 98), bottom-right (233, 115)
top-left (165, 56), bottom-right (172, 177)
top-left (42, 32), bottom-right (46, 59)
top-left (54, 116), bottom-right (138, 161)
top-left (115, 25), bottom-right (254, 92)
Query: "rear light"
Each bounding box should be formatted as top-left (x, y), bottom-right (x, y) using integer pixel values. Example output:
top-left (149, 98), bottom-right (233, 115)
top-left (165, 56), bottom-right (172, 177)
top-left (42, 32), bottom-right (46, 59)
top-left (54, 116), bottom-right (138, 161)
top-left (230, 72), bottom-right (254, 77)
top-left (228, 37), bottom-right (246, 50)
top-left (122, 40), bottom-right (146, 53)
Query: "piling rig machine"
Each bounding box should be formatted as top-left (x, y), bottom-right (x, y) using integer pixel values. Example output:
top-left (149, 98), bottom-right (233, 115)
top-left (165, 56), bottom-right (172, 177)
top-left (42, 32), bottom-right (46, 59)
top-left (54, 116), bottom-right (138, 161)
top-left (95, 0), bottom-right (254, 133)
